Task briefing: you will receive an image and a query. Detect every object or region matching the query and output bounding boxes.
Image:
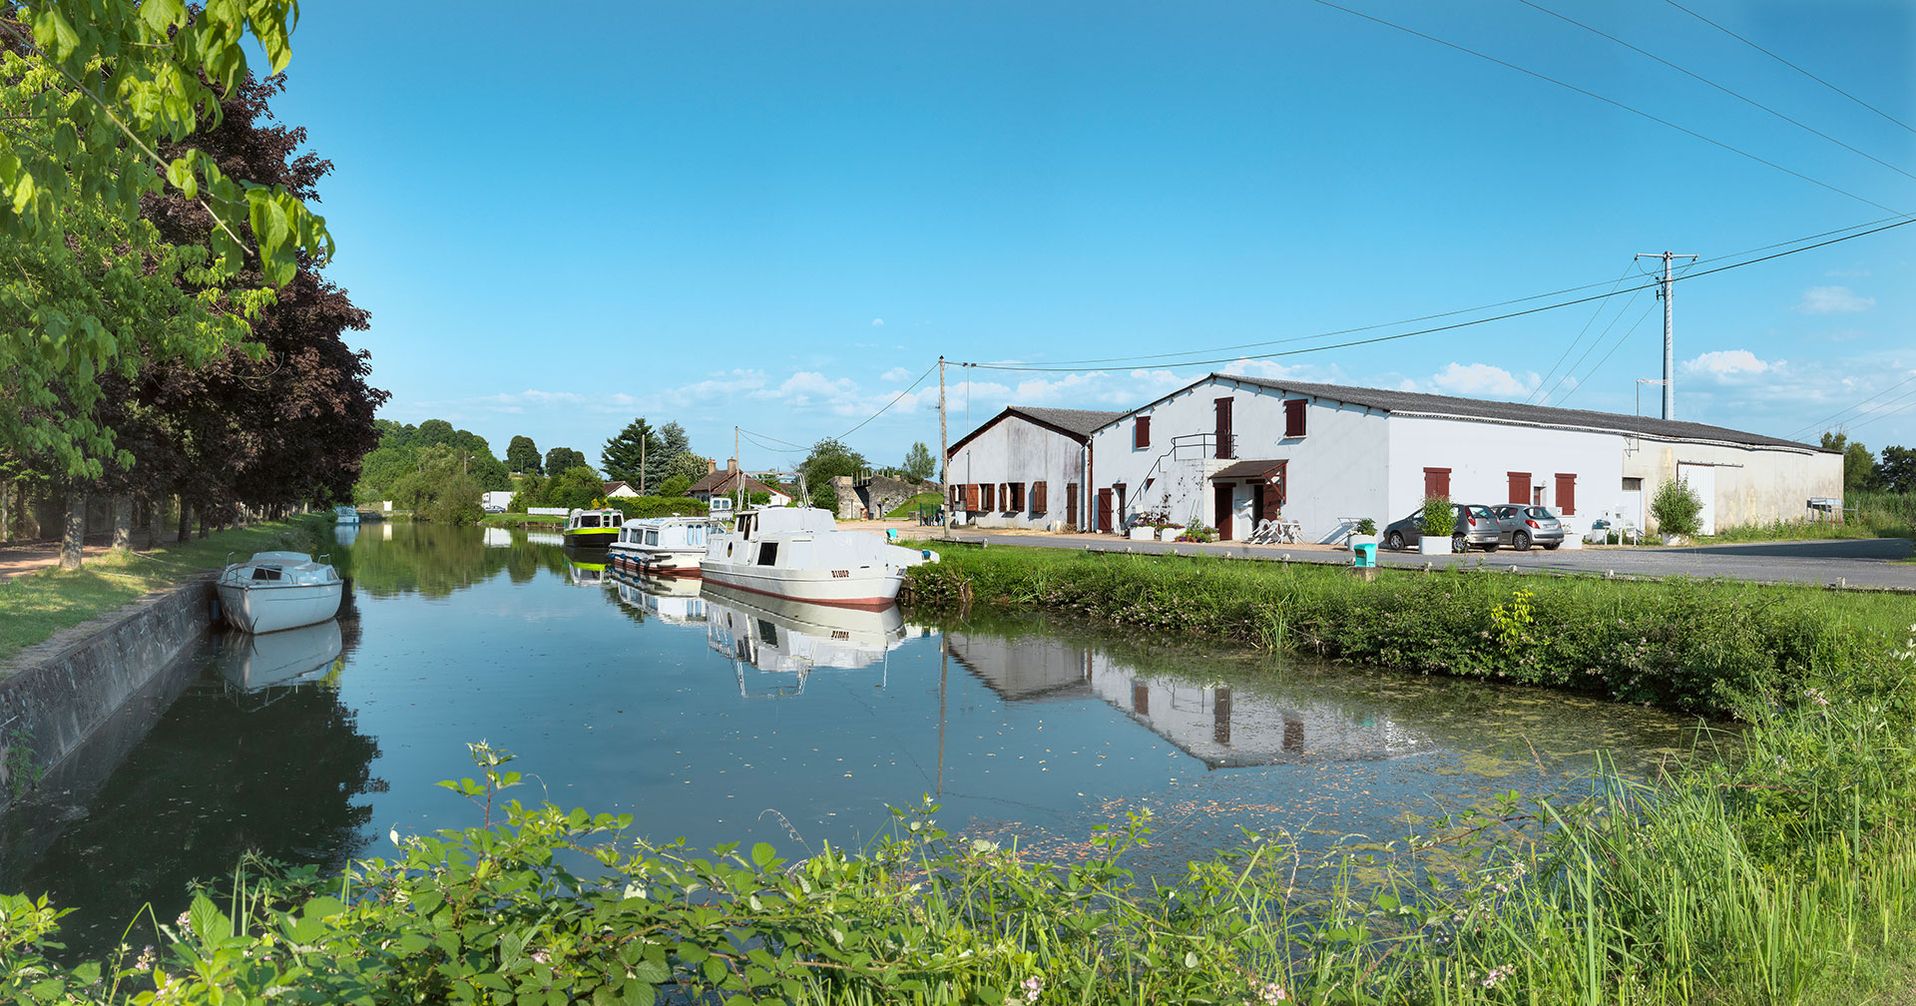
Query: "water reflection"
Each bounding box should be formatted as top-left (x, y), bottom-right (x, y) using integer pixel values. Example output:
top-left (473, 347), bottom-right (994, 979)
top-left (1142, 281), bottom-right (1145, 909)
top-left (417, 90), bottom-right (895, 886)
top-left (5, 523), bottom-right (1703, 962)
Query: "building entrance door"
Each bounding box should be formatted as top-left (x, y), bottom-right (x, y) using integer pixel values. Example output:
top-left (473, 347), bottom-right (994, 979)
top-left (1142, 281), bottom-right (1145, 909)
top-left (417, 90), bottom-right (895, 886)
top-left (1097, 488), bottom-right (1113, 533)
top-left (1214, 483), bottom-right (1234, 540)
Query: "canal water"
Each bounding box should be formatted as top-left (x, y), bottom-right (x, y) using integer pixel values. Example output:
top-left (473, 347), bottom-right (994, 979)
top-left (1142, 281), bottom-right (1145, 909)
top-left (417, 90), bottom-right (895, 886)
top-left (1, 522), bottom-right (1706, 956)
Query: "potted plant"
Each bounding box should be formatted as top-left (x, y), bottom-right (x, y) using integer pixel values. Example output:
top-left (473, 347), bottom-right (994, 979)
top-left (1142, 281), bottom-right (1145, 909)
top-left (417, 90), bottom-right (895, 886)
top-left (1349, 517), bottom-right (1378, 549)
top-left (1418, 495), bottom-right (1455, 555)
top-left (1650, 478), bottom-right (1702, 545)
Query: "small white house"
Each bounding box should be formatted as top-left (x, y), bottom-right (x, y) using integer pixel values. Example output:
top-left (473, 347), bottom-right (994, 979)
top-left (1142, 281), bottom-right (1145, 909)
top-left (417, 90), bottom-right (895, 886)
top-left (944, 406), bottom-right (1123, 529)
top-left (602, 481), bottom-right (641, 499)
top-left (688, 459), bottom-right (794, 507)
top-left (1085, 373), bottom-right (1840, 542)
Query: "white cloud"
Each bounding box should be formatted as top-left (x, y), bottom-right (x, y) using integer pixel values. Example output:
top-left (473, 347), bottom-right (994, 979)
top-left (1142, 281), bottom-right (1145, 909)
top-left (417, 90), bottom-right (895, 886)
top-left (1683, 349), bottom-right (1775, 378)
top-left (1798, 285), bottom-right (1874, 314)
top-left (870, 317), bottom-right (885, 327)
top-left (1427, 363), bottom-right (1539, 398)
top-left (880, 366), bottom-right (912, 382)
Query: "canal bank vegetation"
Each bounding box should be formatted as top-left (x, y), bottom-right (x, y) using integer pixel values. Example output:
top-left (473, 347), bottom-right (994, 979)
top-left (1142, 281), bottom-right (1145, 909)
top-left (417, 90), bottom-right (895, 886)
top-left (6, 639), bottom-right (1916, 1006)
top-left (0, 519), bottom-right (328, 664)
top-left (903, 543), bottom-right (1910, 716)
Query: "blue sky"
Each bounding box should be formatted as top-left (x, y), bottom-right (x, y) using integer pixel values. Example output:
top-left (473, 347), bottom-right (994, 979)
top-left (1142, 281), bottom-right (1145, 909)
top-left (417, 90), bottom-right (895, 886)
top-left (266, 1), bottom-right (1916, 471)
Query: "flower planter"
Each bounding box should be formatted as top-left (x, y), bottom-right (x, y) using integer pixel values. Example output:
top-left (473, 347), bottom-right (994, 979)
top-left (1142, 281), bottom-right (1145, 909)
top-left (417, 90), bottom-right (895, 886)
top-left (1418, 535), bottom-right (1450, 556)
top-left (1128, 526), bottom-right (1155, 541)
top-left (1159, 528), bottom-right (1181, 542)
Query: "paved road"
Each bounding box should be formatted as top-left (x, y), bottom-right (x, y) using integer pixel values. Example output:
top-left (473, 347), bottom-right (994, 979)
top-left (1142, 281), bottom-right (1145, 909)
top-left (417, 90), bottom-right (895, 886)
top-left (932, 529), bottom-right (1916, 591)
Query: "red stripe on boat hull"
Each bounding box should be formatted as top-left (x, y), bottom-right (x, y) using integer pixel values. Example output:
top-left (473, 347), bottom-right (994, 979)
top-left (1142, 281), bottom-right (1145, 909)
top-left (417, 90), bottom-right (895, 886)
top-left (701, 574), bottom-right (898, 610)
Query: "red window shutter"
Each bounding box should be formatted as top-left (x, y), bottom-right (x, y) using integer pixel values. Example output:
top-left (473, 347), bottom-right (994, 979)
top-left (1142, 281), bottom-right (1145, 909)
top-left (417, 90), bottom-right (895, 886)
top-left (1031, 481), bottom-right (1046, 513)
top-left (1555, 473), bottom-right (1577, 515)
top-left (1284, 399), bottom-right (1306, 438)
top-left (1507, 472), bottom-right (1531, 505)
top-left (1423, 467), bottom-right (1451, 498)
top-left (965, 484), bottom-right (980, 510)
top-left (981, 483), bottom-right (994, 511)
top-left (1275, 460), bottom-right (1288, 506)
top-left (1066, 483), bottom-right (1080, 527)
top-left (1135, 417), bottom-right (1151, 449)
top-left (1214, 398), bottom-right (1234, 458)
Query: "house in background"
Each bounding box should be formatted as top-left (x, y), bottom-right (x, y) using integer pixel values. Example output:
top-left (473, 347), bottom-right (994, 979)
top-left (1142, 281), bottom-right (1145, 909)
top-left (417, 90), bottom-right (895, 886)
top-left (1081, 373), bottom-right (1840, 543)
top-left (602, 481), bottom-right (641, 499)
top-left (944, 406), bottom-right (1123, 530)
top-left (688, 458), bottom-right (794, 507)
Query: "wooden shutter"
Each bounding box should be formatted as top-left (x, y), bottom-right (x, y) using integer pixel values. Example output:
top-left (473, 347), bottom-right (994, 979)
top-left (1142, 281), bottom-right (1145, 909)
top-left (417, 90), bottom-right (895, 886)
top-left (1507, 472), bottom-right (1531, 505)
top-left (981, 483), bottom-right (995, 511)
top-left (1135, 417), bottom-right (1151, 449)
top-left (1284, 399), bottom-right (1306, 438)
top-left (1555, 473), bottom-right (1577, 515)
top-left (1031, 481), bottom-right (1046, 513)
top-left (999, 483), bottom-right (1010, 511)
top-left (1423, 467), bottom-right (1451, 498)
top-left (1214, 398), bottom-right (1234, 458)
top-left (1066, 483), bottom-right (1080, 528)
top-left (965, 484), bottom-right (980, 510)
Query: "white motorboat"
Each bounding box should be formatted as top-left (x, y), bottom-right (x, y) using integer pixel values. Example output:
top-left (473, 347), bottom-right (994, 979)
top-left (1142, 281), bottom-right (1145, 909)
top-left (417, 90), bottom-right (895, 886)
top-left (562, 508), bottom-right (623, 548)
top-left (607, 516), bottom-right (715, 577)
top-left (700, 507), bottom-right (937, 609)
top-left (216, 551), bottom-right (344, 634)
top-left (332, 504), bottom-right (360, 525)
top-left (215, 619), bottom-right (344, 692)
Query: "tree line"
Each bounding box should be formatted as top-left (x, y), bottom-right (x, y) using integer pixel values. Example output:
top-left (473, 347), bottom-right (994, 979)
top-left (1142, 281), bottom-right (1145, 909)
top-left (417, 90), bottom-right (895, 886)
top-left (1820, 433), bottom-right (1916, 495)
top-left (1, 9), bottom-right (380, 570)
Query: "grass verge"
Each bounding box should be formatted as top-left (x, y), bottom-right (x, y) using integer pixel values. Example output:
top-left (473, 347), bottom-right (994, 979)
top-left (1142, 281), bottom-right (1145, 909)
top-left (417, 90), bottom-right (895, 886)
top-left (884, 491), bottom-right (944, 519)
top-left (0, 519), bottom-right (325, 664)
top-left (479, 512), bottom-right (565, 527)
top-left (904, 542), bottom-right (1911, 716)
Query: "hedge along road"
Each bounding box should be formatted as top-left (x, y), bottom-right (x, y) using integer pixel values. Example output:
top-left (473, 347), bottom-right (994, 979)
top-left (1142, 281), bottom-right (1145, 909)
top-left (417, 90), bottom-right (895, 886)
top-left (931, 529), bottom-right (1916, 591)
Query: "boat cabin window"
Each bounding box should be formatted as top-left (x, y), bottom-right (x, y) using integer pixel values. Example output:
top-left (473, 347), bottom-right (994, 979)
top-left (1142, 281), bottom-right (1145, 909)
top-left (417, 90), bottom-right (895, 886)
top-left (739, 514), bottom-right (756, 538)
top-left (645, 530), bottom-right (659, 546)
top-left (758, 542), bottom-right (779, 566)
top-left (250, 566), bottom-right (283, 581)
top-left (757, 620), bottom-right (779, 644)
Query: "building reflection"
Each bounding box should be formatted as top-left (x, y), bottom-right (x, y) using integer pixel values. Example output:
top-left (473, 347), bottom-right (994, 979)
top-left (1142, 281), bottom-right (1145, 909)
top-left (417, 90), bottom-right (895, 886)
top-left (945, 631), bottom-right (1427, 768)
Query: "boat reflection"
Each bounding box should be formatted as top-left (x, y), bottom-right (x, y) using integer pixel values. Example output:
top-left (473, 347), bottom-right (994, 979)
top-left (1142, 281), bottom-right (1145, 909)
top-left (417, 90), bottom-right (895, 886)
top-left (702, 587), bottom-right (910, 698)
top-left (945, 631), bottom-right (1428, 768)
top-left (563, 552), bottom-right (606, 587)
top-left (332, 523), bottom-right (359, 547)
top-left (211, 619), bottom-right (344, 701)
top-left (609, 569), bottom-right (707, 625)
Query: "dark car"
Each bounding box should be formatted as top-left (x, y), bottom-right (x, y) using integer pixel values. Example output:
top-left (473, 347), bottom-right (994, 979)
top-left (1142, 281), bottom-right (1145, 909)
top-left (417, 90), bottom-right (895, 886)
top-left (1489, 505), bottom-right (1565, 550)
top-left (1382, 503), bottom-right (1500, 551)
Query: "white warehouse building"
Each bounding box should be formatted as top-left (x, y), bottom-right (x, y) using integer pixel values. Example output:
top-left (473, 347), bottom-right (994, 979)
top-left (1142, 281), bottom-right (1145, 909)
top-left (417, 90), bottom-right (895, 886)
top-left (1070, 373), bottom-right (1841, 543)
top-left (945, 406), bottom-right (1123, 530)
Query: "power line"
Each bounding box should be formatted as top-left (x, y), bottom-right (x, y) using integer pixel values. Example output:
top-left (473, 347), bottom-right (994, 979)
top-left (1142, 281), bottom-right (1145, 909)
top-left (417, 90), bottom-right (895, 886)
top-left (1789, 371), bottom-right (1916, 439)
top-left (835, 361), bottom-right (937, 440)
top-left (1664, 0), bottom-right (1916, 138)
top-left (1550, 298), bottom-right (1662, 406)
top-left (959, 216), bottom-right (1916, 374)
top-left (1527, 259), bottom-right (1638, 404)
top-left (1836, 385), bottom-right (1916, 435)
top-left (1517, 0), bottom-right (1916, 184)
top-left (1536, 288), bottom-right (1650, 405)
top-left (733, 360), bottom-right (939, 461)
top-left (1303, 0), bottom-right (1904, 214)
top-left (977, 213), bottom-right (1913, 372)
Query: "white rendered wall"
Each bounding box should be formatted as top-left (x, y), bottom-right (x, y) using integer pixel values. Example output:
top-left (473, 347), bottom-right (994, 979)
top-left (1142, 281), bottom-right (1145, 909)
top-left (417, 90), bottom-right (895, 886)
top-left (1623, 440), bottom-right (1840, 532)
top-left (1086, 378), bottom-right (1391, 542)
top-left (1384, 417), bottom-right (1624, 532)
top-left (946, 416), bottom-right (1089, 529)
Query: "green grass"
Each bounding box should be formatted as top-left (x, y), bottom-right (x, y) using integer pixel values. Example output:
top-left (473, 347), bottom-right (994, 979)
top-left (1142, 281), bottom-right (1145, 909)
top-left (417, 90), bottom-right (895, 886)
top-left (1702, 492), bottom-right (1916, 542)
top-left (883, 491), bottom-right (944, 520)
top-left (905, 542), bottom-right (1912, 716)
top-left (0, 519), bottom-right (325, 664)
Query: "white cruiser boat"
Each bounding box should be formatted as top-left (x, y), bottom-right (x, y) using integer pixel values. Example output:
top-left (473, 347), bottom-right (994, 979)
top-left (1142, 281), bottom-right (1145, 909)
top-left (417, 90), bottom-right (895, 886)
top-left (607, 516), bottom-right (715, 577)
top-left (216, 551), bottom-right (344, 634)
top-left (562, 508), bottom-right (623, 548)
top-left (701, 507), bottom-right (937, 609)
top-left (332, 504), bottom-right (360, 525)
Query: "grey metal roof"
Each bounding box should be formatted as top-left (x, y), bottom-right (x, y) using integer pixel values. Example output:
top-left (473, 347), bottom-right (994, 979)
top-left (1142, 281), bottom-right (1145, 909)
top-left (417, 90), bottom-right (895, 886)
top-left (1010, 406), bottom-right (1127, 437)
top-left (1217, 374), bottom-right (1823, 451)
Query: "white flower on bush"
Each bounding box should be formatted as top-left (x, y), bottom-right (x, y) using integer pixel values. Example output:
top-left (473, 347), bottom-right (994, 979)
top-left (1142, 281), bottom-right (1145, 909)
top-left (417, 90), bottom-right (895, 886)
top-left (1481, 964), bottom-right (1514, 988)
top-left (1255, 980), bottom-right (1289, 1003)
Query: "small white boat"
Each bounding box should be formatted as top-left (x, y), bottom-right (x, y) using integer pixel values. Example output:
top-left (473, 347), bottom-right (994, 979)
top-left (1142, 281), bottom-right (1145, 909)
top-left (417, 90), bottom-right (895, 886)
top-left (700, 507), bottom-right (936, 609)
top-left (216, 551), bottom-right (344, 634)
top-left (607, 516), bottom-right (715, 577)
top-left (332, 505), bottom-right (360, 525)
top-left (562, 508), bottom-right (623, 548)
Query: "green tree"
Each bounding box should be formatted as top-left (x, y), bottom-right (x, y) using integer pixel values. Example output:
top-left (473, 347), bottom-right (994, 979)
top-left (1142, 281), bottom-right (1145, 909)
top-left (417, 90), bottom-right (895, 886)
top-left (545, 447), bottom-right (589, 477)
top-left (799, 438), bottom-right (867, 511)
top-left (507, 435), bottom-right (542, 475)
top-left (1821, 432), bottom-right (1881, 493)
top-left (601, 418), bottom-right (659, 490)
top-left (902, 442), bottom-right (936, 482)
top-left (1651, 477), bottom-right (1703, 536)
top-left (664, 451), bottom-right (709, 486)
top-left (543, 465), bottom-right (606, 511)
top-left (658, 474), bottom-right (693, 498)
top-left (1880, 445), bottom-right (1916, 495)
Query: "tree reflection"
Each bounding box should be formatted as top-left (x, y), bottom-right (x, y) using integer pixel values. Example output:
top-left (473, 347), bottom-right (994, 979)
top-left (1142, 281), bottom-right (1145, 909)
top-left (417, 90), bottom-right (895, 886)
top-left (333, 522), bottom-right (522, 598)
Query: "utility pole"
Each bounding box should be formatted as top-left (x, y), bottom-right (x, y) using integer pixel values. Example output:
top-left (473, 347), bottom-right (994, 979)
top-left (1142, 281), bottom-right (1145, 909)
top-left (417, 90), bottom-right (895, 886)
top-left (733, 425), bottom-right (742, 512)
top-left (639, 431), bottom-right (646, 495)
top-left (937, 356), bottom-right (948, 491)
top-left (1634, 250), bottom-right (1697, 420)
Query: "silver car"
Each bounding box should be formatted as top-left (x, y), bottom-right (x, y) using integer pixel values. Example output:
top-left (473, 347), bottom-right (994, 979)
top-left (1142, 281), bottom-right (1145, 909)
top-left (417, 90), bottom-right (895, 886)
top-left (1382, 503), bottom-right (1501, 552)
top-left (1489, 505), bottom-right (1565, 550)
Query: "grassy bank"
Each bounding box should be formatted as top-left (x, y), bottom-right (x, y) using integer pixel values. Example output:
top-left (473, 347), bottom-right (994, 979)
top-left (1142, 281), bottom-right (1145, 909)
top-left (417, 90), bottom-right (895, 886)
top-left (479, 511), bottom-right (565, 527)
top-left (904, 543), bottom-right (1910, 716)
top-left (0, 519), bottom-right (327, 664)
top-left (884, 491), bottom-right (944, 519)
